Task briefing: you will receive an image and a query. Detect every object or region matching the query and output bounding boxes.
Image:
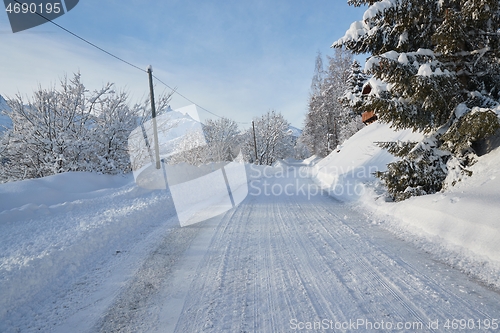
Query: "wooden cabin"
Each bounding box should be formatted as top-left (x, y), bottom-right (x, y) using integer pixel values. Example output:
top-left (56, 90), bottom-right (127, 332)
top-left (361, 83), bottom-right (378, 125)
top-left (362, 111), bottom-right (377, 125)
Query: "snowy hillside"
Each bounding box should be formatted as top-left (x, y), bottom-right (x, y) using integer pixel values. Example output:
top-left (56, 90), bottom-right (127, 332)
top-left (288, 125), bottom-right (302, 138)
top-left (312, 121), bottom-right (500, 287)
top-left (0, 95), bottom-right (12, 131)
top-left (312, 121), bottom-right (423, 202)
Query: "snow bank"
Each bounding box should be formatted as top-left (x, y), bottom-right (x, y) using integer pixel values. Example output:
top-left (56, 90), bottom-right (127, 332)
top-left (366, 144), bottom-right (500, 264)
top-left (302, 155), bottom-right (321, 166)
top-left (0, 172), bottom-right (131, 215)
top-left (311, 121), bottom-right (423, 202)
top-left (0, 172), bottom-right (176, 331)
top-left (311, 121), bottom-right (500, 285)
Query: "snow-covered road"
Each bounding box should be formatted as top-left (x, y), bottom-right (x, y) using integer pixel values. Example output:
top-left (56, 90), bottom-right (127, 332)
top-left (3, 165), bottom-right (500, 332)
top-left (166, 164), bottom-right (500, 332)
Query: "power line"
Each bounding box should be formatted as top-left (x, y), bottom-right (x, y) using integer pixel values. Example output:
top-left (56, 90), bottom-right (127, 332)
top-left (152, 74), bottom-right (248, 123)
top-left (11, 0), bottom-right (248, 123)
top-left (12, 0), bottom-right (146, 73)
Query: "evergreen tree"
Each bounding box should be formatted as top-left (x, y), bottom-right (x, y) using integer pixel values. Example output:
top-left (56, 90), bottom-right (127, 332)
top-left (302, 48), bottom-right (362, 157)
top-left (334, 0), bottom-right (500, 201)
top-left (347, 60), bottom-right (366, 96)
top-left (310, 51), bottom-right (326, 95)
top-left (341, 59), bottom-right (369, 111)
top-left (302, 92), bottom-right (327, 156)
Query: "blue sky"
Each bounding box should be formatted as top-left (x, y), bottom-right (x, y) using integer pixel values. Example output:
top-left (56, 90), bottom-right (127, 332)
top-left (1, 1), bottom-right (367, 128)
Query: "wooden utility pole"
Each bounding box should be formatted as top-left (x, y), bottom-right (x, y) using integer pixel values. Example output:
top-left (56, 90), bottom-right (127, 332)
top-left (147, 66), bottom-right (161, 169)
top-left (252, 121), bottom-right (259, 165)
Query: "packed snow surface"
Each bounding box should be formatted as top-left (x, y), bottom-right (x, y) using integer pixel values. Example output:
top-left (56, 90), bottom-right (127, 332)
top-left (1, 158), bottom-right (500, 331)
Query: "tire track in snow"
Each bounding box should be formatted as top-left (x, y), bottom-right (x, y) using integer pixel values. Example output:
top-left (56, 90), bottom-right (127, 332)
top-left (301, 195), bottom-right (487, 329)
top-left (94, 223), bottom-right (200, 333)
top-left (321, 206), bottom-right (497, 325)
top-left (271, 200), bottom-right (348, 322)
top-left (300, 204), bottom-right (429, 323)
top-left (293, 184), bottom-right (500, 329)
top-left (171, 166), bottom-right (500, 332)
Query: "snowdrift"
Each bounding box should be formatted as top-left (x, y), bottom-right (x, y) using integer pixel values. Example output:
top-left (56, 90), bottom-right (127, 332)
top-left (312, 121), bottom-right (500, 284)
top-left (0, 172), bottom-right (175, 330)
top-left (311, 121), bottom-right (423, 202)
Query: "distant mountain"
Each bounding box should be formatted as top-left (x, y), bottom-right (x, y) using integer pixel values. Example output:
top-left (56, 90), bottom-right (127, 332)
top-left (0, 95), bottom-right (13, 132)
top-left (288, 126), bottom-right (302, 138)
top-left (0, 95), bottom-right (9, 111)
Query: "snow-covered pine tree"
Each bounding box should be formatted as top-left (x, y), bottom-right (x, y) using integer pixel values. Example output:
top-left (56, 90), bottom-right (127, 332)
top-left (302, 52), bottom-right (327, 156)
top-left (347, 0), bottom-right (378, 5)
top-left (334, 0), bottom-right (500, 201)
top-left (331, 54), bottom-right (365, 144)
top-left (310, 51), bottom-right (326, 95)
top-left (342, 59), bottom-right (368, 110)
top-left (302, 90), bottom-right (329, 156)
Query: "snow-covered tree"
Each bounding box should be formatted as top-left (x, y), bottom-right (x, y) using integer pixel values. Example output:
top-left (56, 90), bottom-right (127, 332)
top-left (1, 75), bottom-right (94, 180)
top-left (293, 135), bottom-right (311, 160)
top-left (310, 51), bottom-right (326, 95)
top-left (203, 117), bottom-right (240, 162)
top-left (244, 110), bottom-right (294, 165)
top-left (0, 73), bottom-right (173, 183)
top-left (90, 89), bottom-right (145, 174)
top-left (167, 129), bottom-right (208, 166)
top-left (334, 0), bottom-right (500, 200)
top-left (302, 48), bottom-right (363, 157)
top-left (168, 117), bottom-right (241, 166)
top-left (341, 59), bottom-right (369, 111)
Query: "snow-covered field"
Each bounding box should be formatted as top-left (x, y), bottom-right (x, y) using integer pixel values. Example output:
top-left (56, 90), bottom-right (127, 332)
top-left (0, 172), bottom-right (179, 332)
top-left (2, 122), bottom-right (500, 332)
